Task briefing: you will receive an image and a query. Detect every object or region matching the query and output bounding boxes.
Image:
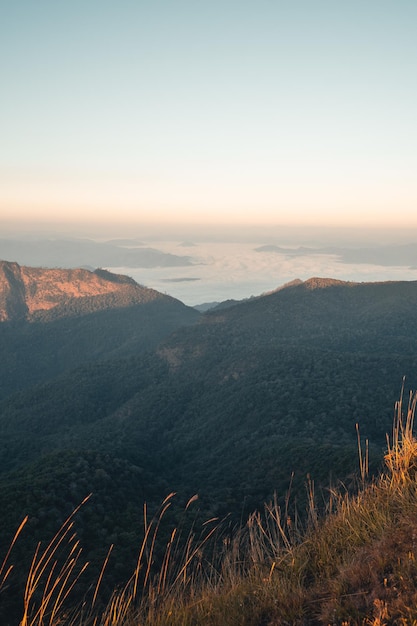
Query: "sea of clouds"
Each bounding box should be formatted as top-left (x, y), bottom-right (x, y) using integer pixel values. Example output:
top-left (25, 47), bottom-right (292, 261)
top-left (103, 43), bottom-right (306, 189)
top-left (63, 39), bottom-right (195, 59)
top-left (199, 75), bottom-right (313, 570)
top-left (106, 240), bottom-right (417, 306)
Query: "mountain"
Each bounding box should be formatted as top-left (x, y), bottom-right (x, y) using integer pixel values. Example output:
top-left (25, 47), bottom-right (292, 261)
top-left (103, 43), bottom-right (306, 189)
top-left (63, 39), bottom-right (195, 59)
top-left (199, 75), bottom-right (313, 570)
top-left (0, 237), bottom-right (194, 269)
top-left (0, 260), bottom-right (182, 322)
top-left (193, 298), bottom-right (244, 312)
top-left (2, 276), bottom-right (417, 486)
top-left (255, 242), bottom-right (417, 267)
top-left (1, 275), bottom-right (417, 616)
top-left (0, 260), bottom-right (199, 398)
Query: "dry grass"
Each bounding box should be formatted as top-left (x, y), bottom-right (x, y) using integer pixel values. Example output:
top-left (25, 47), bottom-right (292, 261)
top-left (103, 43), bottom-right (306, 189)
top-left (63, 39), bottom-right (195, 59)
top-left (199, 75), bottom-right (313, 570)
top-left (3, 387), bottom-right (417, 624)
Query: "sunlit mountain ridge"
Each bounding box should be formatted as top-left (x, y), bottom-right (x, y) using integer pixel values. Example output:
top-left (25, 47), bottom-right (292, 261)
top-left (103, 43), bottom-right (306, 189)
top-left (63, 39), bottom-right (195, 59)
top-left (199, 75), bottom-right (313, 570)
top-left (0, 260), bottom-right (191, 322)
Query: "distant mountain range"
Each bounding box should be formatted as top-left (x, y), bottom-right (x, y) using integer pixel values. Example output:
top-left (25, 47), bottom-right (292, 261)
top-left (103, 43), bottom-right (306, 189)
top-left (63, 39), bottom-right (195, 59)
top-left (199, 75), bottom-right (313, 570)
top-left (3, 236), bottom-right (417, 275)
top-left (1, 266), bottom-right (417, 616)
top-left (0, 237), bottom-right (194, 269)
top-left (255, 242), bottom-right (417, 267)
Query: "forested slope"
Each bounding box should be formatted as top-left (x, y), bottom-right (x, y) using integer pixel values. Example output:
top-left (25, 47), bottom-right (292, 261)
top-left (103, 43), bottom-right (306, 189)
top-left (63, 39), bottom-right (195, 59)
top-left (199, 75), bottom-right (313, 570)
top-left (1, 276), bottom-right (417, 619)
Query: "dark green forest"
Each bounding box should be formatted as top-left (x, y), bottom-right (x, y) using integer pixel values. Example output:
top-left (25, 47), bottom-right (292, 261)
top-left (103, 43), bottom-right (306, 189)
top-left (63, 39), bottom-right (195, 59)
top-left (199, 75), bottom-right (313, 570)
top-left (1, 275), bottom-right (417, 619)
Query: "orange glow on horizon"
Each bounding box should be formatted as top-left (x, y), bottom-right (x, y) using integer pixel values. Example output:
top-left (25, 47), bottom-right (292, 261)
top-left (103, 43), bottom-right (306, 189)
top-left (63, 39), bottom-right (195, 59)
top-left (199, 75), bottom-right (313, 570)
top-left (1, 166), bottom-right (417, 230)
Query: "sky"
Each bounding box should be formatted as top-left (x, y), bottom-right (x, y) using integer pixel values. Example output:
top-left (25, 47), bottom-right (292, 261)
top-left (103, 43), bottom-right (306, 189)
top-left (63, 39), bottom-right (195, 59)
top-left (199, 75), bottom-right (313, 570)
top-left (1, 1), bottom-right (417, 234)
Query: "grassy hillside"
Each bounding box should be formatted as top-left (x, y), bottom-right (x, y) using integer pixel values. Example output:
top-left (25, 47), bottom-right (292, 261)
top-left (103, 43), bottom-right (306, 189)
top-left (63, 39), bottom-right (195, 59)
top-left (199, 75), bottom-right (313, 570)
top-left (2, 390), bottom-right (417, 624)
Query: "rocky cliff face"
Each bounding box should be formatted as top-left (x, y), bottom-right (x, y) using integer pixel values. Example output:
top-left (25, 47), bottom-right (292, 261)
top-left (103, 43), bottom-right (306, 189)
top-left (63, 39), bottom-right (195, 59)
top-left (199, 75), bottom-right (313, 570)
top-left (0, 261), bottom-right (28, 321)
top-left (0, 260), bottom-right (171, 321)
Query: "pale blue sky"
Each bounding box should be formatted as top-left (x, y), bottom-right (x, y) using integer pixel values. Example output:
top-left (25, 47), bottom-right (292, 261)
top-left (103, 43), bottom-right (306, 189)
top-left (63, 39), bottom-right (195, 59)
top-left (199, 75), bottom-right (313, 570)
top-left (1, 1), bottom-right (417, 230)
